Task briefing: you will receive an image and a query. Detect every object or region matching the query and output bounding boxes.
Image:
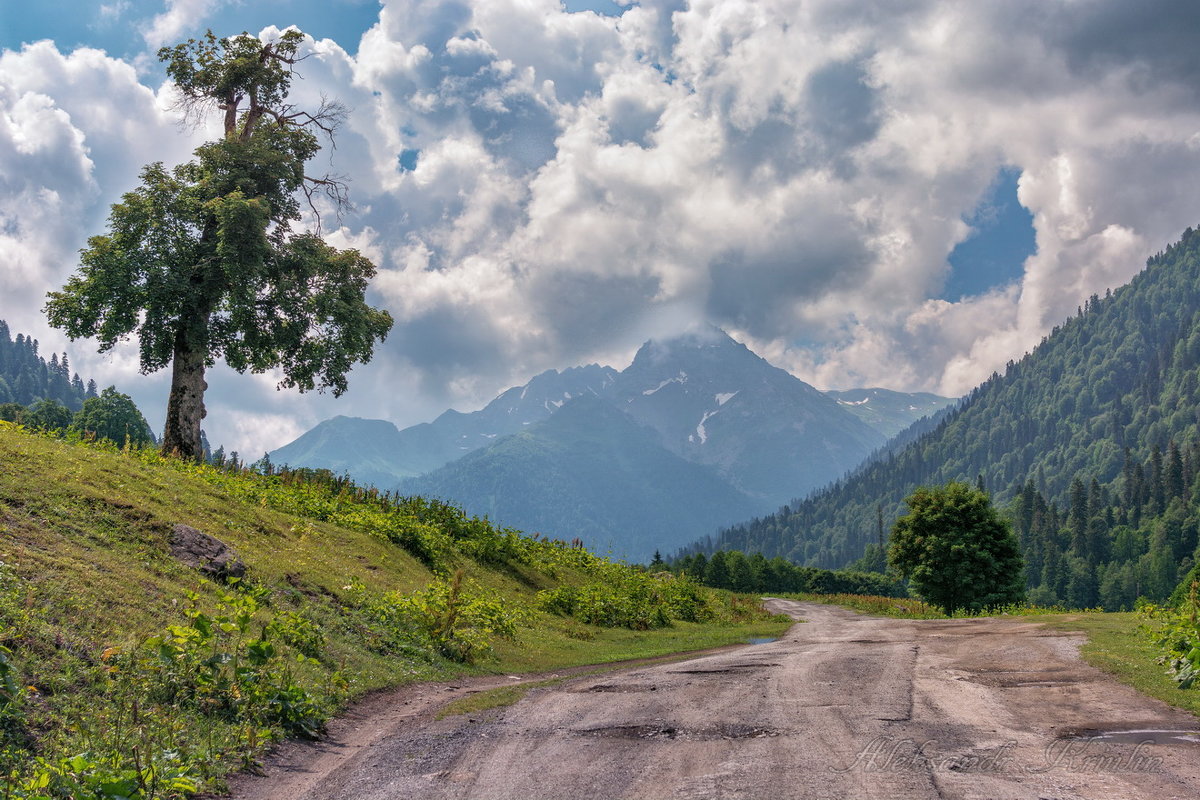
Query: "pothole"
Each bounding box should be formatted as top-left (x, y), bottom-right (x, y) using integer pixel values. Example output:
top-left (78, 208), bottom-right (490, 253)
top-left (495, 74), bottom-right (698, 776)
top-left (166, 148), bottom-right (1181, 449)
top-left (670, 662), bottom-right (781, 675)
top-left (1063, 728), bottom-right (1200, 745)
top-left (573, 723), bottom-right (782, 741)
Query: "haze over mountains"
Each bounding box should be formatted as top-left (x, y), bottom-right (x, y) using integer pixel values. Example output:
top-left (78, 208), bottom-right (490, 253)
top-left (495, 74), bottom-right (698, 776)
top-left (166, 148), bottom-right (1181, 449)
top-left (270, 329), bottom-right (954, 560)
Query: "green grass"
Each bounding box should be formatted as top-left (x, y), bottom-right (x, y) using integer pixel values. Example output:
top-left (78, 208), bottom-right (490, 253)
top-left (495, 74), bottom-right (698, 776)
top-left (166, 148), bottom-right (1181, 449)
top-left (0, 424), bottom-right (791, 796)
top-left (437, 683), bottom-right (541, 719)
top-left (788, 592), bottom-right (947, 619)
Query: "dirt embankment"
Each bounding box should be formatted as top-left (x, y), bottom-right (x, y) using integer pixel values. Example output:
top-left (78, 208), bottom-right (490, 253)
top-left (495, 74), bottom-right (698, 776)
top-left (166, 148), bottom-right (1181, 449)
top-left (233, 601), bottom-right (1200, 800)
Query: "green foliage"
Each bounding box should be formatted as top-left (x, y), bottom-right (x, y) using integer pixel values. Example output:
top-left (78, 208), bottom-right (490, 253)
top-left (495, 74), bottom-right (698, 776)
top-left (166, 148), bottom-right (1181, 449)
top-left (358, 570), bottom-right (524, 664)
top-left (135, 589), bottom-right (329, 738)
top-left (538, 567), bottom-right (714, 629)
top-left (0, 320), bottom-right (94, 411)
top-left (670, 549), bottom-right (906, 597)
top-left (71, 387), bottom-right (154, 447)
top-left (22, 399), bottom-right (72, 433)
top-left (889, 482), bottom-right (1026, 615)
top-left (2, 751), bottom-right (199, 800)
top-left (0, 560), bottom-right (337, 796)
top-left (1141, 581), bottom-right (1200, 689)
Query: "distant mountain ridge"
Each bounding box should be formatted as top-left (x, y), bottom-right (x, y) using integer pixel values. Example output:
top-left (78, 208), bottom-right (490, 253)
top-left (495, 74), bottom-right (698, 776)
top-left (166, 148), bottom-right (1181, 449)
top-left (271, 364), bottom-right (618, 485)
top-left (826, 388), bottom-right (956, 439)
top-left (272, 329), bottom-right (952, 559)
top-left (402, 395), bottom-right (762, 560)
top-left (607, 330), bottom-right (887, 504)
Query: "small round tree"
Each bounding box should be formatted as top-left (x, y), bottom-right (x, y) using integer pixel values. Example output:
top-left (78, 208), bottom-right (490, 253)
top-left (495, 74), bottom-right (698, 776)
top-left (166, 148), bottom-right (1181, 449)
top-left (888, 481), bottom-right (1025, 615)
top-left (71, 386), bottom-right (154, 448)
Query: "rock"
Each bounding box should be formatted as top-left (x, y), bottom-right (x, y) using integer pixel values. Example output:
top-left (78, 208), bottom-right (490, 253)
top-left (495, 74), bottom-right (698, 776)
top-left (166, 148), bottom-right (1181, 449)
top-left (169, 524), bottom-right (247, 581)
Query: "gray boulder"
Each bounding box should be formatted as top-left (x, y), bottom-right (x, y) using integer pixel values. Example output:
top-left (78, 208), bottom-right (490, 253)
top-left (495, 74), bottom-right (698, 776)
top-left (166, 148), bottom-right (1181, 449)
top-left (169, 524), bottom-right (247, 581)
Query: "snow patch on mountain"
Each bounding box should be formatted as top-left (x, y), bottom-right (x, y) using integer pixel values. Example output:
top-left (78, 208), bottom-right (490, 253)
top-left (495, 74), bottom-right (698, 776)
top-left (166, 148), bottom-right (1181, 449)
top-left (643, 371), bottom-right (688, 396)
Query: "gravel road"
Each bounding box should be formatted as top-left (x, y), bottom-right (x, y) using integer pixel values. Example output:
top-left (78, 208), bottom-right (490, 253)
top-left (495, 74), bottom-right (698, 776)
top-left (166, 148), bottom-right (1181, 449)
top-left (233, 600), bottom-right (1200, 800)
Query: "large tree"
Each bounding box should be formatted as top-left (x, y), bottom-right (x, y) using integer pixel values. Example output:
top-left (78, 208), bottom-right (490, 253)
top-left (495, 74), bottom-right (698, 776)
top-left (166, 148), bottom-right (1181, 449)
top-left (45, 29), bottom-right (392, 459)
top-left (888, 481), bottom-right (1025, 615)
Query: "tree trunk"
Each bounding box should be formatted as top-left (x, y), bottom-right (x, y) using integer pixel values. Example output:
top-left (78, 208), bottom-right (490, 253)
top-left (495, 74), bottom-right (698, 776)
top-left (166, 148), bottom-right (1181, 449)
top-left (161, 323), bottom-right (209, 461)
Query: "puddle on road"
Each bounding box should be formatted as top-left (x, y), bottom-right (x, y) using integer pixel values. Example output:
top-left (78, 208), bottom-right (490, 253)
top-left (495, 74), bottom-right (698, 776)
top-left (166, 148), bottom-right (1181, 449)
top-left (747, 637), bottom-right (778, 644)
top-left (1067, 729), bottom-right (1200, 745)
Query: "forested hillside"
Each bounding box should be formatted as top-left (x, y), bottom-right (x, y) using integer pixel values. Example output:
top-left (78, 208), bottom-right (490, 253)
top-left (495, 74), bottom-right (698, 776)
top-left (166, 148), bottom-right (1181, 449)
top-left (0, 319), bottom-right (96, 409)
top-left (705, 227), bottom-right (1200, 608)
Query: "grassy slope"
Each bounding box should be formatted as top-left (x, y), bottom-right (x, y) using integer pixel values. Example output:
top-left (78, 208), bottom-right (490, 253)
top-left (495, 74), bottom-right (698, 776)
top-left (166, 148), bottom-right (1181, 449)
top-left (0, 424), bottom-right (789, 786)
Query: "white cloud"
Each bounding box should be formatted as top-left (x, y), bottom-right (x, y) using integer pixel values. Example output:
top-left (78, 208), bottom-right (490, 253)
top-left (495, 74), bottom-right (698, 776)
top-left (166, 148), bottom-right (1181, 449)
top-left (143, 0), bottom-right (230, 48)
top-left (6, 0), bottom-right (1200, 454)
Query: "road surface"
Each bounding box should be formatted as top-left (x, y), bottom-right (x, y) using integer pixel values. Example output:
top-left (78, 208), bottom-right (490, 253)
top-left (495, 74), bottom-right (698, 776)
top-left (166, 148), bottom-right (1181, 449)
top-left (234, 600), bottom-right (1200, 800)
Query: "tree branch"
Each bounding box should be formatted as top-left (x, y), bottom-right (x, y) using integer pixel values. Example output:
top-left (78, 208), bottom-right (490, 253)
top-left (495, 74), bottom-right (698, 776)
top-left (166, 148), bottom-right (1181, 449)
top-left (302, 174), bottom-right (351, 234)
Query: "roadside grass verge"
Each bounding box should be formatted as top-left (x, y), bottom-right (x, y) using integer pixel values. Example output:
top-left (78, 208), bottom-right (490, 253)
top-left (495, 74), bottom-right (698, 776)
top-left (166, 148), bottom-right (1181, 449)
top-left (787, 592), bottom-right (946, 619)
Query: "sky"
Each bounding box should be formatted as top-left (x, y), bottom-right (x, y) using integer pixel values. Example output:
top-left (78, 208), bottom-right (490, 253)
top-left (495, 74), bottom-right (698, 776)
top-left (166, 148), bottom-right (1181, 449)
top-left (3, 1), bottom-right (1200, 457)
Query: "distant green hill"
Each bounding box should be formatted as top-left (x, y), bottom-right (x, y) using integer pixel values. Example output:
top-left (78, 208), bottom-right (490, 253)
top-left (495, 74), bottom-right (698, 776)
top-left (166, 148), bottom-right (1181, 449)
top-left (403, 395), bottom-right (762, 561)
top-left (268, 415), bottom-right (417, 486)
top-left (704, 226), bottom-right (1200, 609)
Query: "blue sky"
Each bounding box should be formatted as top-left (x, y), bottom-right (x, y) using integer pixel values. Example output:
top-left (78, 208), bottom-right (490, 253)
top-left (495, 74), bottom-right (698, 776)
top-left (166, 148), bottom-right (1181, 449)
top-left (943, 169), bottom-right (1036, 303)
top-left (0, 1), bottom-right (380, 57)
top-left (3, 0), bottom-right (1199, 454)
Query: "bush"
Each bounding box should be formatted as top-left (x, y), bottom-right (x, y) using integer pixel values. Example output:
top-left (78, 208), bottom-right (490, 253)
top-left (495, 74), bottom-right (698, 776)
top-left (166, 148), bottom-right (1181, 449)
top-left (539, 569), bottom-right (713, 629)
top-left (356, 571), bottom-right (524, 664)
top-left (1142, 580), bottom-right (1200, 689)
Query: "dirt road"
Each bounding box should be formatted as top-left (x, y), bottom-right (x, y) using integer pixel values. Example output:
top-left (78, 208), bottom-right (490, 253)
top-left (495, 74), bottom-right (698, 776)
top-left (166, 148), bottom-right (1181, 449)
top-left (234, 601), bottom-right (1200, 800)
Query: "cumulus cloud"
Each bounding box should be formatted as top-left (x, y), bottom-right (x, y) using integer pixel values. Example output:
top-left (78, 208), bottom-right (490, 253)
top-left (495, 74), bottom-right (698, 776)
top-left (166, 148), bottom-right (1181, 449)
top-left (5, 0), bottom-right (1200, 454)
top-left (143, 0), bottom-right (231, 48)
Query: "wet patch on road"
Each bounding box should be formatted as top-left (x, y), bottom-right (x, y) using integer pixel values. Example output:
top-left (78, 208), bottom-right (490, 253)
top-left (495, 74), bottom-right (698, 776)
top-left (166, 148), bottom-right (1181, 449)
top-left (1060, 726), bottom-right (1200, 745)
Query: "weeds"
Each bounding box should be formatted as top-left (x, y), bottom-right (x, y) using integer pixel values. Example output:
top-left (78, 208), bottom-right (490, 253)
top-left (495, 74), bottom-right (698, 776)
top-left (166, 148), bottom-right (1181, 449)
top-left (352, 571), bottom-right (525, 664)
top-left (538, 568), bottom-right (757, 630)
top-left (1140, 581), bottom-right (1200, 689)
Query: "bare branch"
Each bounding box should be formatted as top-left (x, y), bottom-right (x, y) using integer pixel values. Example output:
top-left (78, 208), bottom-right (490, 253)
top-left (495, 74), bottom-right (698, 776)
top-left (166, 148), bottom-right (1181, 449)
top-left (302, 174), bottom-right (352, 235)
top-left (268, 96), bottom-right (347, 146)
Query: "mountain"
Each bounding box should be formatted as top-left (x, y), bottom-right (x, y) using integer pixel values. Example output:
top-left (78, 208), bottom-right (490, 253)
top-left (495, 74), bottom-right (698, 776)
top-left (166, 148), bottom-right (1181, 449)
top-left (401, 395), bottom-right (761, 561)
top-left (825, 388), bottom-right (957, 439)
top-left (609, 330), bottom-right (887, 504)
top-left (703, 226), bottom-right (1200, 609)
top-left (271, 328), bottom-right (952, 560)
top-left (392, 364), bottom-right (619, 474)
top-left (268, 415), bottom-right (411, 487)
top-left (270, 364), bottom-right (618, 481)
